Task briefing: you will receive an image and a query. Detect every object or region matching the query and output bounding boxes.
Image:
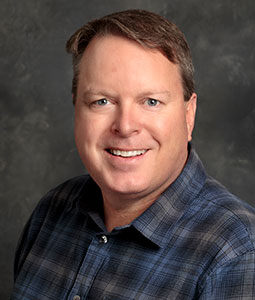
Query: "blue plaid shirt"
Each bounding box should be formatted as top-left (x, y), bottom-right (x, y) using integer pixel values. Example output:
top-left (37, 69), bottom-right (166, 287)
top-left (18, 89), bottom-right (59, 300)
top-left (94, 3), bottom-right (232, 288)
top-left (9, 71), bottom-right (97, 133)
top-left (12, 148), bottom-right (255, 299)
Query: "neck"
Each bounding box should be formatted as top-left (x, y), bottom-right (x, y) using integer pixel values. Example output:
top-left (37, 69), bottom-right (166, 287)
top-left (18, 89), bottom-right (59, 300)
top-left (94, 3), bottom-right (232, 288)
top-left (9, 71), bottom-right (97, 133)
top-left (103, 193), bottom-right (157, 232)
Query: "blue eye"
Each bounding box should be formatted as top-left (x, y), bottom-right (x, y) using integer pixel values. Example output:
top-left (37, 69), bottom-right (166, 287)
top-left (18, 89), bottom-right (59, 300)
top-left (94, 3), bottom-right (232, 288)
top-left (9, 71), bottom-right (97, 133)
top-left (146, 98), bottom-right (159, 106)
top-left (96, 98), bottom-right (108, 106)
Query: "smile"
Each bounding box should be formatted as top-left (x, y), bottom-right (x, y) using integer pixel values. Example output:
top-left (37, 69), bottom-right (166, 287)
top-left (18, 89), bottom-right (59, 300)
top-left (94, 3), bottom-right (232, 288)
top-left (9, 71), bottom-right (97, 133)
top-left (108, 149), bottom-right (147, 157)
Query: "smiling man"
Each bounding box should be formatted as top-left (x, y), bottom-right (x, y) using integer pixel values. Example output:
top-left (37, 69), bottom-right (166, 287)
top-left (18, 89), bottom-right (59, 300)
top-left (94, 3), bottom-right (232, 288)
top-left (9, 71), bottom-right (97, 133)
top-left (12, 10), bottom-right (255, 300)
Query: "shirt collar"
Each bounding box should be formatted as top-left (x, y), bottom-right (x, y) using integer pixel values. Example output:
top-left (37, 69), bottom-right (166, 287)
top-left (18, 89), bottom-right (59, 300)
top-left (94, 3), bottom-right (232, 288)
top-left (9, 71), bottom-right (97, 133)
top-left (132, 145), bottom-right (207, 248)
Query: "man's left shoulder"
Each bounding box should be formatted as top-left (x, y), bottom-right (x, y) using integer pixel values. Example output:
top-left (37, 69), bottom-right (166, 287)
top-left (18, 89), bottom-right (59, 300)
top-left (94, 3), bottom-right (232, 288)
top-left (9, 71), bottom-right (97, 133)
top-left (197, 176), bottom-right (255, 250)
top-left (192, 177), bottom-right (255, 297)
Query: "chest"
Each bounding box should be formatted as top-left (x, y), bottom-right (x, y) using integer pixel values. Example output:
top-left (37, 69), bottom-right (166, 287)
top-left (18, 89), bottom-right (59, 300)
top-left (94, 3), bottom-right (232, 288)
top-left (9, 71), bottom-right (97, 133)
top-left (12, 222), bottom-right (206, 300)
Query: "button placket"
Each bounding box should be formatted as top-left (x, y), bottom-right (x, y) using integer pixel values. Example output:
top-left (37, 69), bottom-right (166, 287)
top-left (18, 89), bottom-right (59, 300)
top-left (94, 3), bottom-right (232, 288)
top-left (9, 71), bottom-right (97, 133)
top-left (68, 234), bottom-right (111, 299)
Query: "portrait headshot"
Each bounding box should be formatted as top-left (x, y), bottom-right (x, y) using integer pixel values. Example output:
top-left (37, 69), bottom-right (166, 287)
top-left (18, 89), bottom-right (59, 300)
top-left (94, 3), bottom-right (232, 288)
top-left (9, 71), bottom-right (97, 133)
top-left (1, 1), bottom-right (255, 299)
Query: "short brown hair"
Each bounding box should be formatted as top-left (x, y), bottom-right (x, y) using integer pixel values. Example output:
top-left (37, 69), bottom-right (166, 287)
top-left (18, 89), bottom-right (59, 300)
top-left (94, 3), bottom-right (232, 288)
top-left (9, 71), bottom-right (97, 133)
top-left (66, 9), bottom-right (194, 103)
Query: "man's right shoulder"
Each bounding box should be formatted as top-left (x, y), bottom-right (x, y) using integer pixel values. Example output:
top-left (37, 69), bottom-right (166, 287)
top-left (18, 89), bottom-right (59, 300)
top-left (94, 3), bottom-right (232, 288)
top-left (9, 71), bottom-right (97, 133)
top-left (13, 175), bottom-right (91, 280)
top-left (37, 174), bottom-right (91, 212)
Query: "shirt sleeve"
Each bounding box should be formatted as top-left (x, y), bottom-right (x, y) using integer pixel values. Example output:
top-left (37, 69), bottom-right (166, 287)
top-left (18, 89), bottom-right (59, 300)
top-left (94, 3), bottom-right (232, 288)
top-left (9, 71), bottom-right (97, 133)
top-left (198, 251), bottom-right (255, 299)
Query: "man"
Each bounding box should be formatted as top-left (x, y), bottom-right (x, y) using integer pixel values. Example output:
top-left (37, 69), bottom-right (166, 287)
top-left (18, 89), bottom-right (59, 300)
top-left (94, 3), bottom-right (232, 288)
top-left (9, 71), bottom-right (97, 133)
top-left (12, 9), bottom-right (255, 299)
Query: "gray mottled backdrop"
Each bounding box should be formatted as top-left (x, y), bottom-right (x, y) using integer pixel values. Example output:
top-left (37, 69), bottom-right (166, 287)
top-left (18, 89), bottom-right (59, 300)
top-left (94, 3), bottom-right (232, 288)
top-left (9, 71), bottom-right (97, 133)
top-left (1, 0), bottom-right (255, 297)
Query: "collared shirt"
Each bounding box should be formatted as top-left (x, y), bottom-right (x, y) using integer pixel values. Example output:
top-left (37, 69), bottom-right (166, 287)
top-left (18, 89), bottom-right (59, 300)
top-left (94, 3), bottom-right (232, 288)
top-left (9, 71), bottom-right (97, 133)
top-left (11, 148), bottom-right (255, 299)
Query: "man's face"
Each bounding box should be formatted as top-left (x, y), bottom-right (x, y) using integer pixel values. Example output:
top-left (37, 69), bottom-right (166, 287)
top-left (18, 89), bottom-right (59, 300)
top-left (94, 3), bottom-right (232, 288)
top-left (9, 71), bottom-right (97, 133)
top-left (75, 35), bottom-right (196, 202)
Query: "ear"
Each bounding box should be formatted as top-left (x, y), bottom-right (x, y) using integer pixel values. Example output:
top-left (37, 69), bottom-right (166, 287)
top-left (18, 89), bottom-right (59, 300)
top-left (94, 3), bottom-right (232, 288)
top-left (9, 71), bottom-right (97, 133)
top-left (185, 93), bottom-right (197, 141)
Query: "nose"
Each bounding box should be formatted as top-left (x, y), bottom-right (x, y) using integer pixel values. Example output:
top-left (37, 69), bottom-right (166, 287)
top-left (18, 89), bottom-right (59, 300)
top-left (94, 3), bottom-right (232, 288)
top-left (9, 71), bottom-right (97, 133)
top-left (111, 103), bottom-right (141, 137)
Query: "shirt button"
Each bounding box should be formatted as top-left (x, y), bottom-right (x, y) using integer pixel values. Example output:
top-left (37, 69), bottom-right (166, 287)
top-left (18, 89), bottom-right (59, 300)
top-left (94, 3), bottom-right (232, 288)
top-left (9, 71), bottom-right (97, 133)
top-left (73, 296), bottom-right (80, 300)
top-left (99, 235), bottom-right (108, 243)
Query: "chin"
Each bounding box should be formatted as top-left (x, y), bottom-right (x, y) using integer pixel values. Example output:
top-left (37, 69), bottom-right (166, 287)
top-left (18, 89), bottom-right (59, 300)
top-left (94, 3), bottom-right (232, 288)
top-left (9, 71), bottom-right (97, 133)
top-left (102, 176), bottom-right (150, 197)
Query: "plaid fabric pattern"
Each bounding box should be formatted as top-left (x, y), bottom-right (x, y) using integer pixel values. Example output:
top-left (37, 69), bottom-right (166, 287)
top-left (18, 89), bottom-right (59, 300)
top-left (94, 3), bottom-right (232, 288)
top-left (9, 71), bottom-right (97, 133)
top-left (11, 148), bottom-right (255, 299)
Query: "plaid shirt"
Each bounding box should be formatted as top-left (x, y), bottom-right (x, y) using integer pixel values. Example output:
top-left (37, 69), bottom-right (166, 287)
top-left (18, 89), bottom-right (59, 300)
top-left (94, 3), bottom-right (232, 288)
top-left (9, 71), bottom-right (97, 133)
top-left (12, 148), bottom-right (255, 299)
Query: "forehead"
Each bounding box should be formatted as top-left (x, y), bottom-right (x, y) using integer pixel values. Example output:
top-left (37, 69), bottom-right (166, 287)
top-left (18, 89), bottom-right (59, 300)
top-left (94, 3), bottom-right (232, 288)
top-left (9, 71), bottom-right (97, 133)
top-left (77, 35), bottom-right (183, 97)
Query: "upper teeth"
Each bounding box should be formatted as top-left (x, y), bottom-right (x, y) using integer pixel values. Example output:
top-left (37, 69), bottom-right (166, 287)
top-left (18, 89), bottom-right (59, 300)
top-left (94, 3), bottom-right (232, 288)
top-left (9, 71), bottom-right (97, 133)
top-left (109, 149), bottom-right (146, 157)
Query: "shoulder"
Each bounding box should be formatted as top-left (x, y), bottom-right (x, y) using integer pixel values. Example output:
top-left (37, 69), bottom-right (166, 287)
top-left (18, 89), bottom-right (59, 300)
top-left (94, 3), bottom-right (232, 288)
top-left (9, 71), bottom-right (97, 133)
top-left (191, 175), bottom-right (255, 268)
top-left (35, 174), bottom-right (91, 214)
top-left (200, 176), bottom-right (255, 240)
top-left (196, 177), bottom-right (255, 296)
top-left (13, 175), bottom-right (91, 278)
top-left (46, 174), bottom-right (91, 203)
top-left (184, 175), bottom-right (255, 294)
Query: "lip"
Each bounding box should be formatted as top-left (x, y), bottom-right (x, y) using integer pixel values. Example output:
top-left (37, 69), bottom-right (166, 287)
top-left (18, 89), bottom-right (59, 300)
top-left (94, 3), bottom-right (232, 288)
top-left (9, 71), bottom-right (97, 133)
top-left (106, 148), bottom-right (147, 156)
top-left (106, 147), bottom-right (148, 151)
top-left (104, 148), bottom-right (149, 162)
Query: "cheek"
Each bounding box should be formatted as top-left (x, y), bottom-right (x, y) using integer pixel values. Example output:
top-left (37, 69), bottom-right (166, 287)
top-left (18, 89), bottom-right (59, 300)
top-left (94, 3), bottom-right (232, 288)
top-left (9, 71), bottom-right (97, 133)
top-left (74, 118), bottom-right (98, 170)
top-left (74, 114), bottom-right (92, 149)
top-left (149, 111), bottom-right (188, 145)
top-left (74, 112), bottom-right (110, 148)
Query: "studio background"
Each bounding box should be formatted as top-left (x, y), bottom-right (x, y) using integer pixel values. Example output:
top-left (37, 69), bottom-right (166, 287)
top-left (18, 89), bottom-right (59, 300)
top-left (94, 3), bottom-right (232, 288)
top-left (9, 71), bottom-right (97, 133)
top-left (1, 0), bottom-right (255, 298)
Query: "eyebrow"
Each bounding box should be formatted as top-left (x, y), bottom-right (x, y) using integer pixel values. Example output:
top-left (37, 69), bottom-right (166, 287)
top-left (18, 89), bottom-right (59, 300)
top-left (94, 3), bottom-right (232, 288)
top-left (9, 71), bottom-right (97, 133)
top-left (82, 89), bottom-right (116, 99)
top-left (137, 91), bottom-right (172, 98)
top-left (81, 89), bottom-right (172, 99)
